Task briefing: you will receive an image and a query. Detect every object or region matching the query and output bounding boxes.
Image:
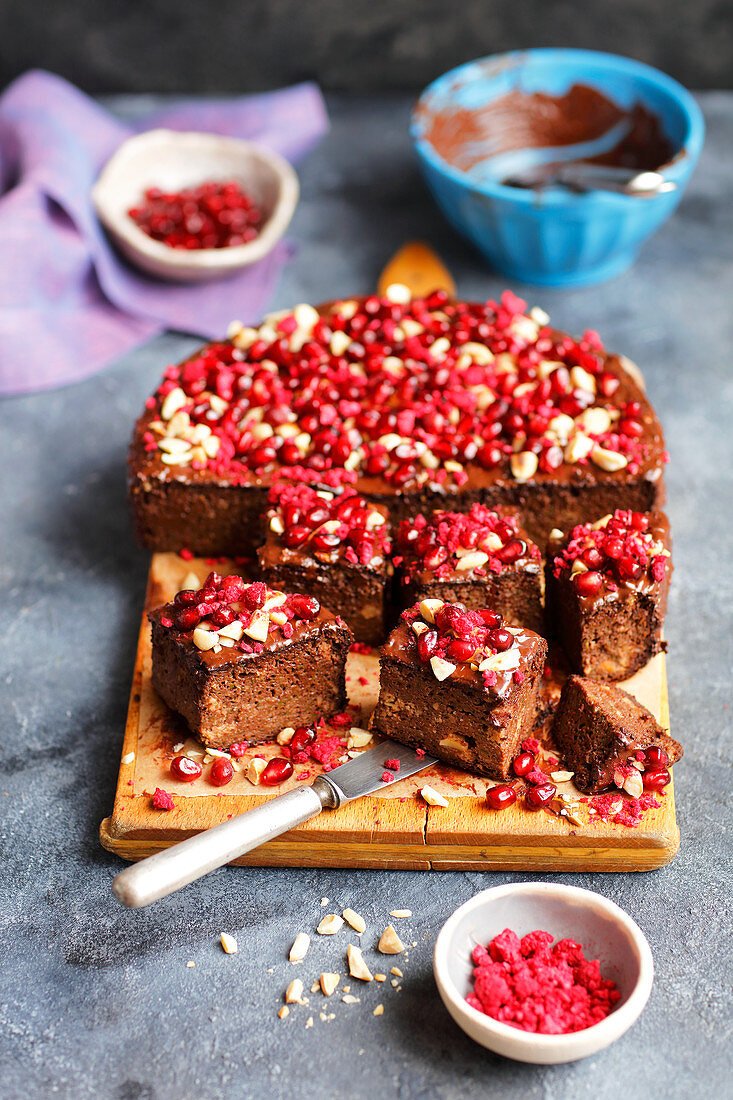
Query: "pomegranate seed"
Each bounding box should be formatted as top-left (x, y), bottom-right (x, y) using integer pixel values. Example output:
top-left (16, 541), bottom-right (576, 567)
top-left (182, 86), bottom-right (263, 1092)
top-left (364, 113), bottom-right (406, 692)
top-left (417, 629), bottom-right (438, 663)
top-left (602, 537), bottom-right (624, 559)
top-left (170, 756), bottom-right (202, 782)
top-left (211, 607), bottom-right (235, 627)
top-left (642, 767), bottom-right (671, 791)
top-left (209, 758), bottom-right (234, 786)
top-left (598, 371), bottom-right (620, 397)
top-left (513, 752), bottom-right (535, 777)
top-left (446, 638), bottom-right (476, 663)
top-left (242, 582), bottom-right (267, 609)
top-left (128, 180), bottom-right (263, 250)
top-left (617, 556), bottom-right (643, 581)
top-left (489, 628), bottom-right (514, 652)
top-left (573, 571), bottom-right (603, 597)
top-left (174, 589), bottom-right (199, 607)
top-left (479, 610), bottom-right (502, 629)
top-left (495, 539), bottom-right (525, 565)
top-left (526, 781), bottom-right (557, 808)
top-left (290, 726), bottom-right (317, 753)
top-left (175, 607), bottom-right (201, 630)
top-left (485, 784), bottom-right (517, 810)
top-left (261, 758), bottom-right (294, 786)
top-left (312, 532), bottom-right (342, 552)
top-left (289, 594), bottom-right (320, 620)
top-left (644, 746), bottom-right (669, 768)
top-left (229, 741), bottom-right (249, 757)
top-left (282, 524), bottom-right (311, 548)
top-left (306, 505), bottom-right (330, 525)
top-left (582, 547), bottom-right (604, 569)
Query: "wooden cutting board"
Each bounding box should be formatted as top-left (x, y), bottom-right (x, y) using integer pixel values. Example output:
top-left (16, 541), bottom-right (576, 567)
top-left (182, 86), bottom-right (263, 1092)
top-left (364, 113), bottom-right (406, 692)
top-left (100, 245), bottom-right (677, 872)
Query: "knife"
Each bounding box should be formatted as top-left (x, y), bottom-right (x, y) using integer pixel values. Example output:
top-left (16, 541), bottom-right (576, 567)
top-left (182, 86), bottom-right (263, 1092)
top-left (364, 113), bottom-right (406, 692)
top-left (112, 740), bottom-right (437, 908)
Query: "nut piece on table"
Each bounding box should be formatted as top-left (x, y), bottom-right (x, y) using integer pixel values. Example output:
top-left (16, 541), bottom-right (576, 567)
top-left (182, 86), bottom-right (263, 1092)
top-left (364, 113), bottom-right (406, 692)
top-left (319, 972), bottom-right (340, 997)
top-left (342, 908), bottom-right (366, 934)
top-left (289, 932), bottom-right (310, 963)
top-left (347, 944), bottom-right (373, 981)
top-left (285, 978), bottom-right (304, 1004)
top-left (219, 932), bottom-right (238, 955)
top-left (317, 914), bottom-right (345, 935)
top-left (419, 784), bottom-right (449, 808)
top-left (378, 925), bottom-right (405, 955)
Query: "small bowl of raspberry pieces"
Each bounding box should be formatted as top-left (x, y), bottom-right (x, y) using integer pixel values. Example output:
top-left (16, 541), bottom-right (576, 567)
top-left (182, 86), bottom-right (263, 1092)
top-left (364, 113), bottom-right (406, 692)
top-left (433, 882), bottom-right (653, 1064)
top-left (92, 129), bottom-right (299, 281)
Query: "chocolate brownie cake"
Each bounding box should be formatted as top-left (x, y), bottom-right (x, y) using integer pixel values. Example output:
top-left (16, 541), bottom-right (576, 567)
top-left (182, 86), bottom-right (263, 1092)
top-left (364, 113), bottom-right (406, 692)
top-left (128, 288), bottom-right (666, 557)
top-left (371, 599), bottom-right (547, 779)
top-left (552, 675), bottom-right (683, 794)
top-left (149, 572), bottom-right (353, 750)
top-left (393, 503), bottom-right (543, 633)
top-left (546, 509), bottom-right (672, 680)
top-left (257, 481), bottom-right (392, 645)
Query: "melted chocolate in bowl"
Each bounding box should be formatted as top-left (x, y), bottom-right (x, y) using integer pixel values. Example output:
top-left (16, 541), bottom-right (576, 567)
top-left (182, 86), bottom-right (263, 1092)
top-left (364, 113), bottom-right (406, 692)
top-left (420, 84), bottom-right (674, 180)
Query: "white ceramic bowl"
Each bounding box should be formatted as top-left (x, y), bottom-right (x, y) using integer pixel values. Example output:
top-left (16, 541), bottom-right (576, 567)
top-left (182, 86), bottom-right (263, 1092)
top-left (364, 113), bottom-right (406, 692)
top-left (92, 129), bottom-right (299, 282)
top-left (433, 882), bottom-right (653, 1064)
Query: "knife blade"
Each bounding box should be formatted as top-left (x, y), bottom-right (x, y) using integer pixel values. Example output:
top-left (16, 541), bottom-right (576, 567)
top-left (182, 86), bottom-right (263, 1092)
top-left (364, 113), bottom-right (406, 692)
top-left (112, 739), bottom-right (437, 908)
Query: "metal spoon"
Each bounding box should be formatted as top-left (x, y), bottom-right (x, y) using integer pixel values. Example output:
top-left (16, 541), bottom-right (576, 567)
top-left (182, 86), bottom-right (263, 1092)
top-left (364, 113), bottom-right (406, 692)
top-left (503, 163), bottom-right (677, 196)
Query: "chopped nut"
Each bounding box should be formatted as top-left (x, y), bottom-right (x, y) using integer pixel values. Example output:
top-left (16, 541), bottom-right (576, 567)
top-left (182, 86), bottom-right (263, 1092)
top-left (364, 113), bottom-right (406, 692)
top-left (121, 751), bottom-right (135, 765)
top-left (455, 550), bottom-right (489, 571)
top-left (160, 386), bottom-right (187, 421)
top-left (277, 727), bottom-right (296, 745)
top-left (419, 598), bottom-right (444, 624)
top-left (220, 932), bottom-right (238, 955)
top-left (622, 770), bottom-right (644, 798)
top-left (319, 972), bottom-right (340, 997)
top-left (217, 620), bottom-right (244, 641)
top-left (389, 911), bottom-right (412, 919)
top-left (390, 967), bottom-right (403, 977)
top-left (373, 1004), bottom-right (384, 1016)
top-left (384, 282), bottom-right (411, 305)
top-left (479, 648), bottom-right (520, 672)
top-left (510, 451), bottom-right (538, 482)
top-left (289, 932), bottom-right (310, 963)
top-left (378, 925), bottom-right (405, 955)
top-left (186, 961), bottom-right (195, 968)
top-left (419, 784), bottom-right (448, 808)
top-left (565, 432), bottom-right (595, 463)
top-left (576, 406), bottom-right (611, 435)
top-left (286, 978), bottom-right (304, 1004)
top-left (374, 973), bottom-right (386, 982)
top-left (411, 619), bottom-right (429, 636)
top-left (317, 914), bottom-right (345, 935)
top-left (347, 728), bottom-right (372, 749)
top-left (430, 656), bottom-right (456, 681)
top-left (342, 908), bottom-right (366, 934)
top-left (342, 994), bottom-right (360, 1004)
top-left (347, 944), bottom-right (373, 981)
top-left (305, 1016), bottom-right (314, 1029)
top-left (192, 626), bottom-right (218, 651)
top-left (591, 444), bottom-right (628, 472)
top-left (246, 758), bottom-right (268, 786)
top-left (278, 1006), bottom-right (289, 1020)
top-left (243, 609), bottom-right (270, 642)
top-left (551, 770), bottom-right (575, 783)
top-left (570, 366), bottom-right (597, 393)
top-left (549, 528), bottom-right (564, 541)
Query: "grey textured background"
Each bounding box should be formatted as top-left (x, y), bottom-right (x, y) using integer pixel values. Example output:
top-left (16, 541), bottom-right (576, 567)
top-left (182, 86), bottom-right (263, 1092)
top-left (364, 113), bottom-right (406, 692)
top-left (2, 0), bottom-right (733, 92)
top-left (1, 91), bottom-right (732, 1098)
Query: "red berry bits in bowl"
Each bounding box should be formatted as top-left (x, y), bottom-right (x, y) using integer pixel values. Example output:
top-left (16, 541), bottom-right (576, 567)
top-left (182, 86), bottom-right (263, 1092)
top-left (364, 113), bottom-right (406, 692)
top-left (92, 130), bottom-right (299, 283)
top-left (258, 482), bottom-right (392, 644)
top-left (128, 286), bottom-right (666, 557)
top-left (128, 181), bottom-right (264, 251)
top-left (547, 510), bottom-right (672, 680)
top-left (434, 883), bottom-right (654, 1064)
top-left (371, 598), bottom-right (547, 778)
top-left (394, 504), bottom-right (543, 632)
top-left (467, 928), bottom-right (621, 1034)
top-left (148, 572), bottom-right (353, 751)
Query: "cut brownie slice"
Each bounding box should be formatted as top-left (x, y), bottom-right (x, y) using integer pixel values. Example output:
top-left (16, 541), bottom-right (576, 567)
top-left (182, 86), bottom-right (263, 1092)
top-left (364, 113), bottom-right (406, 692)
top-left (258, 481), bottom-right (392, 645)
top-left (371, 599), bottom-right (547, 779)
top-left (149, 572), bottom-right (353, 750)
top-left (393, 503), bottom-right (543, 632)
top-left (552, 675), bottom-right (683, 794)
top-left (546, 509), bottom-right (672, 680)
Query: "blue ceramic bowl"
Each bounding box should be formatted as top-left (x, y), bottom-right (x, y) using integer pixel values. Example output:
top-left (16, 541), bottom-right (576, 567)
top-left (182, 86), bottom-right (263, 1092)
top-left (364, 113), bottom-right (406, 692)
top-left (411, 49), bottom-right (704, 286)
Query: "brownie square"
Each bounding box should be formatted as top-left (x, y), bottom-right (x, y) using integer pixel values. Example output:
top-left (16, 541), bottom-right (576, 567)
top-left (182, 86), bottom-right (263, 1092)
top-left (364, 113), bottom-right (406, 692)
top-left (371, 600), bottom-right (547, 779)
top-left (393, 503), bottom-right (544, 633)
top-left (257, 483), bottom-right (392, 645)
top-left (546, 509), bottom-right (672, 680)
top-left (149, 572), bottom-right (353, 750)
top-left (552, 675), bottom-right (683, 794)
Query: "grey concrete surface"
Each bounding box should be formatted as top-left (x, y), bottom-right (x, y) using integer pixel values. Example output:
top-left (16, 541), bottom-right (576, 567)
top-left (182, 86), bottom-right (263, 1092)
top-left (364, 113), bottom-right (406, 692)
top-left (4, 0), bottom-right (733, 93)
top-left (0, 93), bottom-right (731, 1099)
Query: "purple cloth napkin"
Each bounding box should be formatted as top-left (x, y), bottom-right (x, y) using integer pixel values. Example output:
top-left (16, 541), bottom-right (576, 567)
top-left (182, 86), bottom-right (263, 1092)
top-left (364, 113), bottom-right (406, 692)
top-left (0, 70), bottom-right (329, 396)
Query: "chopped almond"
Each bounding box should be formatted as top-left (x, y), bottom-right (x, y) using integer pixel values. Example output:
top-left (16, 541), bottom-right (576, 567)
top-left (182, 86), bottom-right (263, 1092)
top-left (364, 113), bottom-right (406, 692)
top-left (219, 932), bottom-right (238, 955)
top-left (347, 944), bottom-right (373, 981)
top-left (342, 908), bottom-right (366, 933)
top-left (378, 925), bottom-right (405, 955)
top-left (317, 914), bottom-right (344, 935)
top-left (289, 932), bottom-right (310, 963)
